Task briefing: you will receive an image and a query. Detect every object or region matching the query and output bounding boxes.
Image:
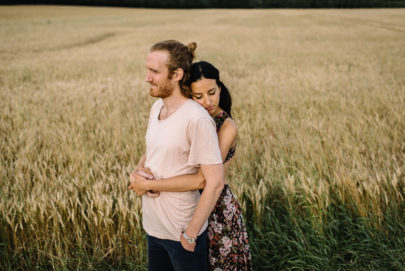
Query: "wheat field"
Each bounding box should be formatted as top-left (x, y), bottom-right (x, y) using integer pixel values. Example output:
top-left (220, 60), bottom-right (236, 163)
top-left (0, 5), bottom-right (404, 270)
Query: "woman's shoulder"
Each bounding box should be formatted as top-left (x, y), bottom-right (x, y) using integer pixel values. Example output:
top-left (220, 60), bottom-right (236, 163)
top-left (218, 115), bottom-right (238, 141)
top-left (216, 111), bottom-right (237, 130)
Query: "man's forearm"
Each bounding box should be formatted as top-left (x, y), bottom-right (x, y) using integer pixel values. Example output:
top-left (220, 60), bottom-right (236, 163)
top-left (185, 184), bottom-right (223, 237)
top-left (184, 164), bottom-right (224, 238)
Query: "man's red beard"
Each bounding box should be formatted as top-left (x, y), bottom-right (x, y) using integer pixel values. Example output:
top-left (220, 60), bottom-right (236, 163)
top-left (149, 78), bottom-right (175, 98)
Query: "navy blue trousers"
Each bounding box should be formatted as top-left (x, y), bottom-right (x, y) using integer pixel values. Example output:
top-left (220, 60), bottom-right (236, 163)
top-left (147, 230), bottom-right (208, 271)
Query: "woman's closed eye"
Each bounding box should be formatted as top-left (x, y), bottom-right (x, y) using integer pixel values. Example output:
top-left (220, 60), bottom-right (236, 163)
top-left (193, 87), bottom-right (217, 100)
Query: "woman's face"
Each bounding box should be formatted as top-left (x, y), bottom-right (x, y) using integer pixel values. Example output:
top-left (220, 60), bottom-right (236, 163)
top-left (191, 78), bottom-right (221, 117)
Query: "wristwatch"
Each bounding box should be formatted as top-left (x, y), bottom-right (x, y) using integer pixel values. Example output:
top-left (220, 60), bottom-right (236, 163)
top-left (182, 232), bottom-right (196, 244)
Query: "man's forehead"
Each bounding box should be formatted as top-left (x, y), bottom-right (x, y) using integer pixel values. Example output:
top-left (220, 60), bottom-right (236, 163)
top-left (146, 50), bottom-right (169, 65)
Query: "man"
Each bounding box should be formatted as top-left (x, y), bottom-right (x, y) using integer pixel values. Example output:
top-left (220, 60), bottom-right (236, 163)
top-left (129, 40), bottom-right (224, 271)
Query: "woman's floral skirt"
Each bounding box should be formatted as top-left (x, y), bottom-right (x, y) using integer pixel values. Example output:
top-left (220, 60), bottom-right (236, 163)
top-left (207, 184), bottom-right (252, 271)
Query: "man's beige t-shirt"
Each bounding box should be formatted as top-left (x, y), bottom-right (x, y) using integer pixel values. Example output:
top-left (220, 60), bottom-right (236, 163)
top-left (143, 98), bottom-right (222, 241)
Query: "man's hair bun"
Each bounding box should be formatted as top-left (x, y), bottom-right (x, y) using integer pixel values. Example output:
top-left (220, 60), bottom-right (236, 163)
top-left (186, 42), bottom-right (197, 61)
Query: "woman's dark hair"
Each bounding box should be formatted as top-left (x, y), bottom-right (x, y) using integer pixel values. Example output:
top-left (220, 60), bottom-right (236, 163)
top-left (189, 61), bottom-right (232, 117)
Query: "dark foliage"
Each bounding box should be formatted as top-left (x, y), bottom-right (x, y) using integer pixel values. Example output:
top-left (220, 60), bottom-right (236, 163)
top-left (2, 0), bottom-right (405, 8)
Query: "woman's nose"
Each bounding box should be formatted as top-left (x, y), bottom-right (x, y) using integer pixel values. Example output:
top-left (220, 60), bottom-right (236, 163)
top-left (204, 96), bottom-right (212, 105)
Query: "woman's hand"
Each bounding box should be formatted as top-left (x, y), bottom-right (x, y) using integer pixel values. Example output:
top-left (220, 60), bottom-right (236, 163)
top-left (134, 167), bottom-right (154, 180)
top-left (128, 172), bottom-right (148, 196)
top-left (128, 168), bottom-right (159, 197)
top-left (180, 230), bottom-right (196, 252)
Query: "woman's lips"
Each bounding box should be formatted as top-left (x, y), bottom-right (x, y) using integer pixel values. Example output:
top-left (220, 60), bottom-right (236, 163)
top-left (205, 106), bottom-right (214, 111)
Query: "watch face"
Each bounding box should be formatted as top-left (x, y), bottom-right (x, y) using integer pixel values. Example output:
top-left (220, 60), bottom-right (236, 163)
top-left (183, 232), bottom-right (195, 244)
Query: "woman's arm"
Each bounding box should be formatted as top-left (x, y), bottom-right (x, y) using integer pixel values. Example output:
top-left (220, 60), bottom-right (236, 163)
top-left (217, 118), bottom-right (238, 164)
top-left (131, 118), bottom-right (238, 195)
top-left (146, 169), bottom-right (206, 192)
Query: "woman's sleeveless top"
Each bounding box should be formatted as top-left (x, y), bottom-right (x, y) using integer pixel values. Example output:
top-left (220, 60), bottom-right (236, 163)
top-left (213, 111), bottom-right (236, 163)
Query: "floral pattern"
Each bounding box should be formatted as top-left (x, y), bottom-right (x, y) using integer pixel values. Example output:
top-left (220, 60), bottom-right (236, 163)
top-left (208, 185), bottom-right (252, 271)
top-left (207, 111), bottom-right (252, 271)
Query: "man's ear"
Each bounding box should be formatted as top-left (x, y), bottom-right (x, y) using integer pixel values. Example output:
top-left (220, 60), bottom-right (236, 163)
top-left (173, 68), bottom-right (184, 82)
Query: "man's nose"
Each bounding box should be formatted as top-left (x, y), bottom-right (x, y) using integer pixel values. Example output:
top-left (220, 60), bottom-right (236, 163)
top-left (145, 72), bottom-right (152, 82)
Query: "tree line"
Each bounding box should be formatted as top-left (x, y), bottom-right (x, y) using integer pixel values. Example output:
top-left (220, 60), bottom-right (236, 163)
top-left (3, 0), bottom-right (405, 8)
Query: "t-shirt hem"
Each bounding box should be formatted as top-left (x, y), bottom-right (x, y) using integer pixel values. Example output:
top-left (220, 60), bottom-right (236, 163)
top-left (188, 159), bottom-right (223, 167)
top-left (144, 224), bottom-right (208, 242)
top-left (144, 229), bottom-right (179, 242)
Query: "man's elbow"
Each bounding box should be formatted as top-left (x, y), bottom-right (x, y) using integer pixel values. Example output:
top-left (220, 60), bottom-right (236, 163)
top-left (201, 164), bottom-right (225, 193)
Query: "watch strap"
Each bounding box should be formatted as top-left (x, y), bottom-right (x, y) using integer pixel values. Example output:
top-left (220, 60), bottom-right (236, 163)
top-left (182, 232), bottom-right (196, 244)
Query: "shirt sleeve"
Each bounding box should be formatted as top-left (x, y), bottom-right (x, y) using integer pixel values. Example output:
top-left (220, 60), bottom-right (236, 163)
top-left (187, 116), bottom-right (223, 167)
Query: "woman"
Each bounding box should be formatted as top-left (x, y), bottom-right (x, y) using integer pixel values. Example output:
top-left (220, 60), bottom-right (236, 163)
top-left (132, 61), bottom-right (252, 271)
